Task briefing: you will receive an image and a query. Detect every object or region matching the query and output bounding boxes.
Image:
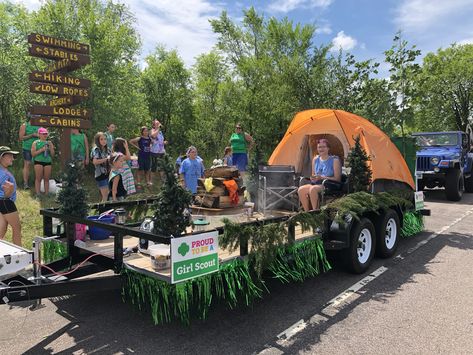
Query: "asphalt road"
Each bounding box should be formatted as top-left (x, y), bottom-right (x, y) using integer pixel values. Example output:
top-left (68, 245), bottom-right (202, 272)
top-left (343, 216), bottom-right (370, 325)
top-left (1, 190), bottom-right (472, 355)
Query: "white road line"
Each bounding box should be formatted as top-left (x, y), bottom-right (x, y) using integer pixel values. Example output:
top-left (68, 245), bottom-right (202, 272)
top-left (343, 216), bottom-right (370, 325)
top-left (260, 205), bottom-right (473, 353)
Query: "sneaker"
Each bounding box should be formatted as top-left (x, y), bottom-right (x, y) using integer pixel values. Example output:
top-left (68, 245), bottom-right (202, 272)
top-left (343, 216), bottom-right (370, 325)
top-left (147, 182), bottom-right (153, 186)
top-left (23, 183), bottom-right (30, 190)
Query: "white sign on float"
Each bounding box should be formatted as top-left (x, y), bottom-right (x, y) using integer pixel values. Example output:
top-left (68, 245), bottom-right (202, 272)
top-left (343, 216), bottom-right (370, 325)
top-left (170, 231), bottom-right (219, 284)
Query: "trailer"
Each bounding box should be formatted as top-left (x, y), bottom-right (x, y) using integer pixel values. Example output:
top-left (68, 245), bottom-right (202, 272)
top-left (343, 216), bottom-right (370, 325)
top-left (0, 110), bottom-right (429, 325)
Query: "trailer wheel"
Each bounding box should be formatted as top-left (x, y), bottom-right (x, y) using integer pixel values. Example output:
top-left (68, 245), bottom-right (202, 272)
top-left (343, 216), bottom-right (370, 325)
top-left (375, 209), bottom-right (400, 258)
top-left (344, 218), bottom-right (375, 274)
top-left (445, 169), bottom-right (463, 201)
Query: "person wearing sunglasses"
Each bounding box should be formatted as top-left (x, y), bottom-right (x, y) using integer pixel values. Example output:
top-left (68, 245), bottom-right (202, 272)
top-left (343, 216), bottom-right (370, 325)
top-left (0, 146), bottom-right (22, 246)
top-left (31, 127), bottom-right (55, 196)
top-left (229, 123), bottom-right (254, 176)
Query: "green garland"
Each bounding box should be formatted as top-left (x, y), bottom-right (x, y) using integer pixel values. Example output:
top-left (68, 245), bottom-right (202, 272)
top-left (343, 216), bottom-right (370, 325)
top-left (269, 238), bottom-right (331, 283)
top-left (121, 258), bottom-right (262, 325)
top-left (401, 211), bottom-right (424, 237)
top-left (42, 239), bottom-right (68, 264)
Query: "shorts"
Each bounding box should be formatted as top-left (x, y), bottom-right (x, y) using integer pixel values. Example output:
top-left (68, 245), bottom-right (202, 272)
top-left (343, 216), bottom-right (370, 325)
top-left (23, 149), bottom-right (33, 161)
top-left (150, 153), bottom-right (165, 172)
top-left (0, 199), bottom-right (18, 214)
top-left (232, 153), bottom-right (248, 172)
top-left (311, 179), bottom-right (342, 191)
top-left (96, 176), bottom-right (109, 188)
top-left (138, 155), bottom-right (151, 171)
top-left (34, 161), bottom-right (51, 167)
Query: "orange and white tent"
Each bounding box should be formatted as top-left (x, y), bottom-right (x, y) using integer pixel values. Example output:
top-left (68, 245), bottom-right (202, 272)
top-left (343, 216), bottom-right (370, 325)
top-left (268, 109), bottom-right (415, 190)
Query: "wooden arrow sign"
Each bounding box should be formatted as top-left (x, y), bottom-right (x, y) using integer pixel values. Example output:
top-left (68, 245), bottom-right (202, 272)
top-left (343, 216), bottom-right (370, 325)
top-left (28, 33), bottom-right (89, 54)
top-left (44, 58), bottom-right (82, 73)
top-left (29, 44), bottom-right (90, 65)
top-left (47, 96), bottom-right (83, 107)
top-left (29, 71), bottom-right (91, 88)
top-left (30, 82), bottom-right (90, 98)
top-left (30, 105), bottom-right (92, 119)
top-left (30, 116), bottom-right (91, 129)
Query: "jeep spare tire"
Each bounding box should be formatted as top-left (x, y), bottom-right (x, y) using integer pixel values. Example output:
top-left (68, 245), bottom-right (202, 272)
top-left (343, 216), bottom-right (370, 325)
top-left (445, 169), bottom-right (463, 201)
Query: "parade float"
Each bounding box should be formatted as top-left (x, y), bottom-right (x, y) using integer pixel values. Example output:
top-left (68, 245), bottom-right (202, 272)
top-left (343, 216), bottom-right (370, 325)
top-left (0, 109), bottom-right (427, 325)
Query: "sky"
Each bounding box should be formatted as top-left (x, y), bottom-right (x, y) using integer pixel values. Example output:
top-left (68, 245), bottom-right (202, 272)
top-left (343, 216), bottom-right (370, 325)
top-left (12, 0), bottom-right (473, 75)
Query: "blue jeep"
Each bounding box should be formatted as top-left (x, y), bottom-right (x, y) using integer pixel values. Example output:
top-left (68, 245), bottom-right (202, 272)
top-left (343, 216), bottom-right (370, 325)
top-left (412, 131), bottom-right (473, 201)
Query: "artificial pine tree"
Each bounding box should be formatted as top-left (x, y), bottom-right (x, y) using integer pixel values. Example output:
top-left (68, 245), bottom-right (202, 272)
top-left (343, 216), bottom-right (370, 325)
top-left (346, 135), bottom-right (373, 192)
top-left (56, 163), bottom-right (89, 218)
top-left (152, 154), bottom-right (192, 236)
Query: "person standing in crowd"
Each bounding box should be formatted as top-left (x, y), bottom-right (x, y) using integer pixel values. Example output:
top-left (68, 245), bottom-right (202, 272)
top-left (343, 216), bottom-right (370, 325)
top-left (0, 146), bottom-right (21, 246)
top-left (108, 153), bottom-right (127, 201)
top-left (18, 116), bottom-right (39, 189)
top-left (70, 128), bottom-right (89, 167)
top-left (229, 123), bottom-right (254, 174)
top-left (105, 123), bottom-right (116, 150)
top-left (31, 127), bottom-right (55, 196)
top-left (91, 132), bottom-right (110, 202)
top-left (150, 120), bottom-right (167, 181)
top-left (112, 138), bottom-right (136, 195)
top-left (223, 146), bottom-right (233, 166)
top-left (130, 127), bottom-right (152, 187)
top-left (179, 146), bottom-right (205, 194)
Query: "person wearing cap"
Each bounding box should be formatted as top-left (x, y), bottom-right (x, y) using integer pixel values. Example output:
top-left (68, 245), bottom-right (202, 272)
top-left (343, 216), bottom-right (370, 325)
top-left (18, 116), bottom-right (39, 189)
top-left (0, 146), bottom-right (22, 246)
top-left (179, 146), bottom-right (205, 194)
top-left (150, 119), bottom-right (167, 181)
top-left (229, 123), bottom-right (254, 175)
top-left (31, 127), bottom-right (55, 196)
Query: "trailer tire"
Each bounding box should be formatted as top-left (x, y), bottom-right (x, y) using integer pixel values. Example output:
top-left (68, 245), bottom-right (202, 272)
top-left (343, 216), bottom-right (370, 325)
top-left (445, 169), bottom-right (463, 201)
top-left (344, 218), bottom-right (375, 274)
top-left (375, 209), bottom-right (400, 258)
top-left (465, 175), bottom-right (473, 193)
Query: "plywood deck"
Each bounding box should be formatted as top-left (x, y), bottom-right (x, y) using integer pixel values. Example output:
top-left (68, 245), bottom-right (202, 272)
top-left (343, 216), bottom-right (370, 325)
top-left (78, 210), bottom-right (318, 279)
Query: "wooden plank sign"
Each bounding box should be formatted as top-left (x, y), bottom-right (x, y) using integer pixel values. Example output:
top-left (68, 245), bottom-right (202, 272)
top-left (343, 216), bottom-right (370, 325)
top-left (44, 58), bottom-right (80, 73)
top-left (29, 44), bottom-right (90, 65)
top-left (47, 96), bottom-right (83, 107)
top-left (31, 116), bottom-right (92, 129)
top-left (30, 82), bottom-right (90, 98)
top-left (29, 71), bottom-right (91, 88)
top-left (30, 105), bottom-right (92, 119)
top-left (28, 33), bottom-right (89, 54)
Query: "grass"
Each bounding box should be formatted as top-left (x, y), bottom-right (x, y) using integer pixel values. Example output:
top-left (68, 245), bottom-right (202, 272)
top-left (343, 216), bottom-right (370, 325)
top-left (3, 167), bottom-right (163, 250)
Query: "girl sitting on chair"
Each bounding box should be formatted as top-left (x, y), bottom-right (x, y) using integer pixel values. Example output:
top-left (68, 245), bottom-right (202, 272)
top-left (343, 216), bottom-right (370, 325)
top-left (298, 138), bottom-right (342, 211)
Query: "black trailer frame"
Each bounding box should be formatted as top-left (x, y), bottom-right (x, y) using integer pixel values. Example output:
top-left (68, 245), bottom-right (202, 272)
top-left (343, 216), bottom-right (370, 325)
top-left (1, 198), bottom-right (304, 304)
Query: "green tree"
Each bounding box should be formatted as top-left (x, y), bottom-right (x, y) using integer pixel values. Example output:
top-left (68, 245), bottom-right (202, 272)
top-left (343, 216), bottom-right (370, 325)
top-left (384, 31), bottom-right (421, 137)
top-left (141, 46), bottom-right (193, 155)
top-left (0, 2), bottom-right (36, 146)
top-left (414, 44), bottom-right (473, 132)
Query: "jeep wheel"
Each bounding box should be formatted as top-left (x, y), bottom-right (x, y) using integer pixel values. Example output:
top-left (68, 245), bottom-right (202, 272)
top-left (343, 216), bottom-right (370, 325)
top-left (445, 169), bottom-right (463, 201)
top-left (465, 175), bottom-right (473, 193)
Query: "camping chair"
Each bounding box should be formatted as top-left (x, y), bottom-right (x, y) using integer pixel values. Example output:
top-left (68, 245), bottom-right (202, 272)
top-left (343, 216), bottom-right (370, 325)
top-left (258, 165), bottom-right (299, 213)
top-left (298, 173), bottom-right (349, 207)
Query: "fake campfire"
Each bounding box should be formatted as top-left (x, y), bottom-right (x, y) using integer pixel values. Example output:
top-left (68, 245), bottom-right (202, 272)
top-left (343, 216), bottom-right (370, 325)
top-left (195, 166), bottom-right (245, 209)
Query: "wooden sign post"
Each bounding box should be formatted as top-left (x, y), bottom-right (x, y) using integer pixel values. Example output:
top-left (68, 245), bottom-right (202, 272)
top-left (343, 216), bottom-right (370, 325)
top-left (27, 33), bottom-right (91, 169)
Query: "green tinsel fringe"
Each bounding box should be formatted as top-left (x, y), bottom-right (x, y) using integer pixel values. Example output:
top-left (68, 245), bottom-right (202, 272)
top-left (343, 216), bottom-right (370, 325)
top-left (269, 238), bottom-right (331, 283)
top-left (401, 211), bottom-right (424, 237)
top-left (42, 239), bottom-right (68, 264)
top-left (121, 258), bottom-right (263, 325)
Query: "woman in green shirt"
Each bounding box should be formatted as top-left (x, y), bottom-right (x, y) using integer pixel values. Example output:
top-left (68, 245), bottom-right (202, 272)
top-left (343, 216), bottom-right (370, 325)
top-left (229, 123), bottom-right (254, 173)
top-left (31, 127), bottom-right (55, 196)
top-left (18, 118), bottom-right (39, 189)
top-left (71, 129), bottom-right (89, 167)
